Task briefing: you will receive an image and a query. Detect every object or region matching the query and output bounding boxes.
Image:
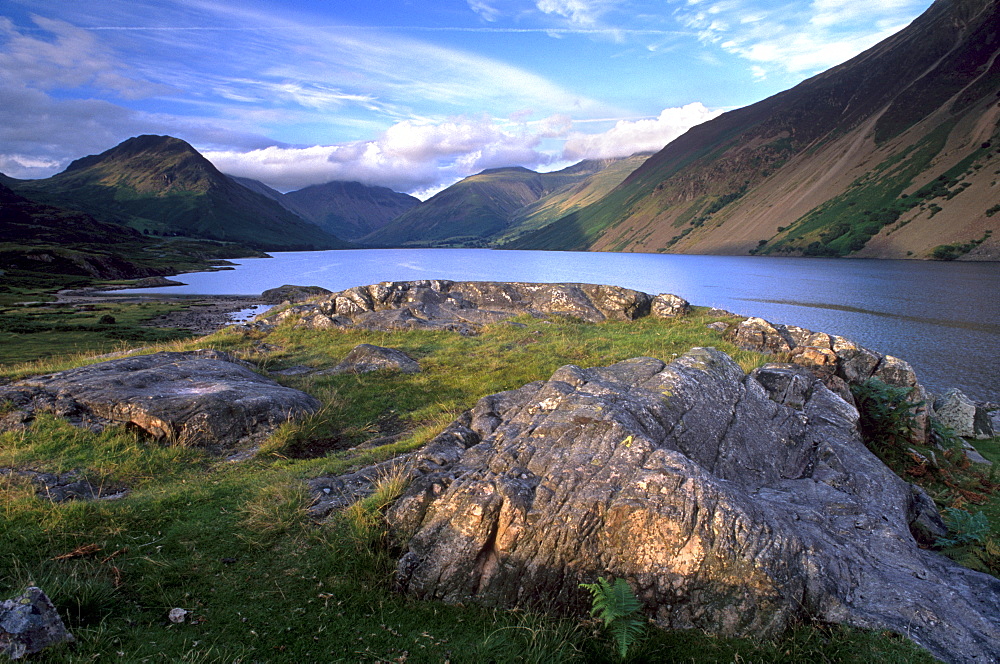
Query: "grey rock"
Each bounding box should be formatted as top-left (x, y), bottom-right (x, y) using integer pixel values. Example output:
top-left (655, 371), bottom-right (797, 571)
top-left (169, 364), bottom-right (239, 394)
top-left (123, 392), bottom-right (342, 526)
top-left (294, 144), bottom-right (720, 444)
top-left (650, 293), bottom-right (690, 318)
top-left (320, 344), bottom-right (420, 376)
top-left (0, 468), bottom-right (127, 502)
top-left (258, 281), bottom-right (654, 334)
top-left (0, 587), bottom-right (74, 659)
top-left (960, 440), bottom-right (992, 465)
top-left (733, 317), bottom-right (929, 441)
top-left (706, 321), bottom-right (728, 332)
top-left (935, 389), bottom-right (996, 440)
top-left (260, 284), bottom-right (332, 304)
top-left (381, 349), bottom-right (999, 664)
top-left (0, 350), bottom-right (320, 450)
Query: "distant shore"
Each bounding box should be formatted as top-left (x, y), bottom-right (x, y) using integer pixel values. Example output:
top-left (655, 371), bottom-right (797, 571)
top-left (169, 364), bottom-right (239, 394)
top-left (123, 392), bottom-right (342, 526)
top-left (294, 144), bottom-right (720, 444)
top-left (56, 288), bottom-right (266, 336)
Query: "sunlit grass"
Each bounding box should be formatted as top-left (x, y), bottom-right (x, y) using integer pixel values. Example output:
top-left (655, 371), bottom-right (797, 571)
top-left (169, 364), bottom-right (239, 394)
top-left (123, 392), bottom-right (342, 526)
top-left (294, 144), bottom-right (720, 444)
top-left (0, 306), bottom-right (942, 662)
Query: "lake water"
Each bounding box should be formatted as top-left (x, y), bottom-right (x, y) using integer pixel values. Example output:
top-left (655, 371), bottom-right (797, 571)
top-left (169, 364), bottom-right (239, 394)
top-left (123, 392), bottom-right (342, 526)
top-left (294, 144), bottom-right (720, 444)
top-left (118, 248), bottom-right (1000, 402)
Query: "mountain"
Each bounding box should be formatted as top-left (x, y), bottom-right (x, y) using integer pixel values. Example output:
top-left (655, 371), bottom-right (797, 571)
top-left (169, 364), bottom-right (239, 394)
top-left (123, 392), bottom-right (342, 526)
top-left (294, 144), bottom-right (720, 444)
top-left (9, 135), bottom-right (349, 252)
top-left (363, 158), bottom-right (648, 248)
top-left (508, 0), bottom-right (1000, 260)
top-left (282, 181), bottom-right (420, 243)
top-left (495, 154), bottom-right (651, 246)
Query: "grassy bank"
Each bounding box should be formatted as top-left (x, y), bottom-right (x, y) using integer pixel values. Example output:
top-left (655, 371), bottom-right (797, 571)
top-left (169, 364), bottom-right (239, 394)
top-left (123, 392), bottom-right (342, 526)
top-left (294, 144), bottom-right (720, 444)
top-left (1, 307), bottom-right (992, 662)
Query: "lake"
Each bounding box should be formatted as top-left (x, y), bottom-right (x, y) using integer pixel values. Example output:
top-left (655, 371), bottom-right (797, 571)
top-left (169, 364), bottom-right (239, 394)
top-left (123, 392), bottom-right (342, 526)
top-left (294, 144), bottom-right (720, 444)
top-left (118, 248), bottom-right (1000, 403)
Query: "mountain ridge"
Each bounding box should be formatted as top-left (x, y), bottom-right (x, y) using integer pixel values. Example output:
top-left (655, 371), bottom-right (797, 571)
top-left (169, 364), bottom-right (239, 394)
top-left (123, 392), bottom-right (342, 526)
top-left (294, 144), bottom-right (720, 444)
top-left (362, 156), bottom-right (650, 247)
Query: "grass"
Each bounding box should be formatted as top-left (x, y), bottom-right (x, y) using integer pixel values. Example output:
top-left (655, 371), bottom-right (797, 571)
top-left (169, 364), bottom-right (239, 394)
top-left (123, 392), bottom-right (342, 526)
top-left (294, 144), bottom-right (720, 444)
top-left (0, 299), bottom-right (195, 366)
top-left (0, 306), bottom-right (964, 662)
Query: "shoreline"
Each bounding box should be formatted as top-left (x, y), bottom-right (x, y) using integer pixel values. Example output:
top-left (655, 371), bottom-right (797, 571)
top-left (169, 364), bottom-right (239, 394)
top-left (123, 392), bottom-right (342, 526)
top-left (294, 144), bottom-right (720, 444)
top-left (55, 288), bottom-right (267, 337)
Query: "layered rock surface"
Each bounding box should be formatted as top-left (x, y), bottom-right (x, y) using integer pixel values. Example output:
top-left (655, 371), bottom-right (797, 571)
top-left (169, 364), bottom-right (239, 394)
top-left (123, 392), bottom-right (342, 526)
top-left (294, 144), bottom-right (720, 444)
top-left (732, 316), bottom-right (930, 441)
top-left (0, 350), bottom-right (319, 449)
top-left (382, 349), bottom-right (1000, 664)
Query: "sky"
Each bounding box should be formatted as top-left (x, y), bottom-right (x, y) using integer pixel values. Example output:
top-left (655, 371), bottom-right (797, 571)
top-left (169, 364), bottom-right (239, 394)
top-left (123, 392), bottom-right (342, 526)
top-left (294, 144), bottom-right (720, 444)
top-left (1, 0), bottom-right (933, 198)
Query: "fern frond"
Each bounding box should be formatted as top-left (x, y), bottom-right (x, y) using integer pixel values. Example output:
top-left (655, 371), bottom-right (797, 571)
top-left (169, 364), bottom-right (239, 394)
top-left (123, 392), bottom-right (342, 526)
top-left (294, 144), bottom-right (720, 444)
top-left (579, 576), bottom-right (645, 660)
top-left (608, 610), bottom-right (645, 659)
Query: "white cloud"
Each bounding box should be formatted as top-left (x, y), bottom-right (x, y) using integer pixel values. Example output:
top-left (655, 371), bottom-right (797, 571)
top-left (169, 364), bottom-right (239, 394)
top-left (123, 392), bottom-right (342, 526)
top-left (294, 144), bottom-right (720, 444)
top-left (562, 102), bottom-right (722, 160)
top-left (203, 115), bottom-right (554, 196)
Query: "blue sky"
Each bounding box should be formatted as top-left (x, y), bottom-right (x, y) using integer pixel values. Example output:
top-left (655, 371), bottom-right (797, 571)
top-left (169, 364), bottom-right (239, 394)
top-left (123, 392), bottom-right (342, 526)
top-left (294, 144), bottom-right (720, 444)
top-left (1, 0), bottom-right (932, 196)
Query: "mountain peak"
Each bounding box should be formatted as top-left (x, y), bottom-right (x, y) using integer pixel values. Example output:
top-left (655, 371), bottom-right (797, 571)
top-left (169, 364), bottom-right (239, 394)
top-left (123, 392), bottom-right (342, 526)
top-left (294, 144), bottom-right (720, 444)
top-left (64, 135), bottom-right (201, 173)
top-left (57, 134), bottom-right (223, 195)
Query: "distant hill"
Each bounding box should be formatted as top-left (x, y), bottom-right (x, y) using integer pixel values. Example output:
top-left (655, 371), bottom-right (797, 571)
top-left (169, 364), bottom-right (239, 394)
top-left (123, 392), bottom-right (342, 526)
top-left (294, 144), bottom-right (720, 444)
top-left (0, 180), bottom-right (250, 286)
top-left (363, 157), bottom-right (648, 247)
top-left (508, 0), bottom-right (1000, 260)
top-left (282, 181), bottom-right (420, 243)
top-left (9, 135), bottom-right (349, 252)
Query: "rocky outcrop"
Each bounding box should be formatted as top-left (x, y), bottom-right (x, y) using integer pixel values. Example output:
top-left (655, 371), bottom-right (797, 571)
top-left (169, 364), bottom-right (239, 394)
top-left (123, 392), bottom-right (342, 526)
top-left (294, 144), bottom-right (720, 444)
top-left (260, 284), bottom-right (332, 304)
top-left (256, 281), bottom-right (682, 335)
top-left (934, 389), bottom-right (996, 440)
top-left (732, 317), bottom-right (929, 441)
top-left (0, 587), bottom-right (74, 659)
top-left (0, 350), bottom-right (319, 450)
top-left (379, 349), bottom-right (999, 664)
top-left (323, 344), bottom-right (420, 376)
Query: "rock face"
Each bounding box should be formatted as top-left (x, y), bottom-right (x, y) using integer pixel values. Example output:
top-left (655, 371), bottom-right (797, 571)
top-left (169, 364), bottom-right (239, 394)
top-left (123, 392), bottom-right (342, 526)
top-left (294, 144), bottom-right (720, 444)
top-left (0, 587), bottom-right (74, 659)
top-left (732, 317), bottom-right (930, 441)
top-left (934, 389), bottom-right (996, 440)
top-left (384, 349), bottom-right (1000, 664)
top-left (0, 350), bottom-right (320, 450)
top-left (257, 281), bottom-right (683, 335)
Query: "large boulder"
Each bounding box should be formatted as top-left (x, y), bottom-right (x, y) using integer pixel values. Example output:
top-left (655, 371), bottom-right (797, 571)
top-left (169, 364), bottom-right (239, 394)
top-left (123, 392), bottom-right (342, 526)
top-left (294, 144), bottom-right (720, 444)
top-left (0, 350), bottom-right (320, 450)
top-left (0, 587), bottom-right (74, 659)
top-left (258, 281), bottom-right (658, 334)
top-left (381, 349), bottom-right (999, 664)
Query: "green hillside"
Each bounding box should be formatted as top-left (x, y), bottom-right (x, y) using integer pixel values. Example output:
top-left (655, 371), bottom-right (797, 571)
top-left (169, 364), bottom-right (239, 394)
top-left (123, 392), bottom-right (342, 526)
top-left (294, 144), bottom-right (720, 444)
top-left (10, 136), bottom-right (349, 252)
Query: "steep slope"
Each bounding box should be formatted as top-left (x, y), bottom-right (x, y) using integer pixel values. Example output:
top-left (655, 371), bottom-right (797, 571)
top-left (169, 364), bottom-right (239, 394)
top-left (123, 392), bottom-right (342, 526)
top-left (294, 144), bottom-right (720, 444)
top-left (11, 136), bottom-right (348, 252)
top-left (230, 176), bottom-right (285, 202)
top-left (496, 154), bottom-right (651, 245)
top-left (364, 158), bottom-right (647, 248)
top-left (509, 0), bottom-right (1000, 260)
top-left (282, 181), bottom-right (420, 243)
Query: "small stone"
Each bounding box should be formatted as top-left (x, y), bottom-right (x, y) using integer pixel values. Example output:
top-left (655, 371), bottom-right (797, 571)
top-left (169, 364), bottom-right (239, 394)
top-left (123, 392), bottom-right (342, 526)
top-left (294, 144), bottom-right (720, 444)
top-left (168, 608), bottom-right (188, 623)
